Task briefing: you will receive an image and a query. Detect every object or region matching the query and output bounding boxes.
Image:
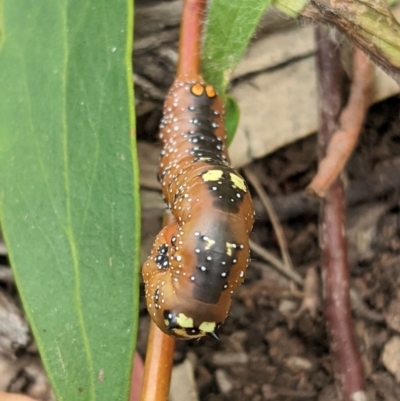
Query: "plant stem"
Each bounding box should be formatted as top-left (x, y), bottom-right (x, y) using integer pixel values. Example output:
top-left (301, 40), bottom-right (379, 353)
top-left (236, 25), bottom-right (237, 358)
top-left (141, 2), bottom-right (207, 396)
top-left (140, 320), bottom-right (175, 401)
top-left (177, 0), bottom-right (207, 77)
top-left (316, 26), bottom-right (366, 401)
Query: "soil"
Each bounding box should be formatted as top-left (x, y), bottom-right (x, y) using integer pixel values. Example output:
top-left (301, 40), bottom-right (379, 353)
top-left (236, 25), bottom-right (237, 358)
top-left (1, 94), bottom-right (400, 401)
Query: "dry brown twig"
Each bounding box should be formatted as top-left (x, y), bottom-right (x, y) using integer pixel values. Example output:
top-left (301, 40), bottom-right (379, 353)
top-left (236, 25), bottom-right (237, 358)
top-left (307, 47), bottom-right (373, 198)
top-left (249, 239), bottom-right (303, 286)
top-left (243, 167), bottom-right (303, 285)
top-left (294, 266), bottom-right (321, 319)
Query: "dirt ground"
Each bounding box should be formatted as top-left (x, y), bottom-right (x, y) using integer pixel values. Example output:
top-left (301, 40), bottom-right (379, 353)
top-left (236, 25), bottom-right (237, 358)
top-left (0, 94), bottom-right (400, 401)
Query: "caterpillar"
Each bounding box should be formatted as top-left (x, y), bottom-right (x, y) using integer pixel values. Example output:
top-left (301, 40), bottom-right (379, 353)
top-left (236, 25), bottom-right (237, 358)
top-left (142, 75), bottom-right (255, 340)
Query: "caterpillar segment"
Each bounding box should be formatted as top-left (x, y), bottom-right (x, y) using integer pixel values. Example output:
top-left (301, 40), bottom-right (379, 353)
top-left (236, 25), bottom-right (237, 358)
top-left (142, 77), bottom-right (255, 339)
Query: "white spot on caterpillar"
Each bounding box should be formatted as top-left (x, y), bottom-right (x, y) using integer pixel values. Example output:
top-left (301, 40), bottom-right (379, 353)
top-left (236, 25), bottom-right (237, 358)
top-left (226, 242), bottom-right (237, 256)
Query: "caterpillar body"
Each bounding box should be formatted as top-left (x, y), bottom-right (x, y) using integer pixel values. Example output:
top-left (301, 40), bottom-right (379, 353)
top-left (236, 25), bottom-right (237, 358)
top-left (142, 76), bottom-right (255, 340)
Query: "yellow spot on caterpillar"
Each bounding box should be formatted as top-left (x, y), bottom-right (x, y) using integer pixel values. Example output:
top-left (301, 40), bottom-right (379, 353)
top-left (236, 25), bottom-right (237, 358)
top-left (176, 313), bottom-right (194, 328)
top-left (226, 242), bottom-right (236, 256)
top-left (199, 321), bottom-right (216, 333)
top-left (191, 83), bottom-right (204, 96)
top-left (204, 239), bottom-right (216, 250)
top-left (229, 173), bottom-right (247, 192)
top-left (202, 169), bottom-right (223, 182)
top-left (205, 85), bottom-right (216, 98)
top-left (171, 328), bottom-right (191, 337)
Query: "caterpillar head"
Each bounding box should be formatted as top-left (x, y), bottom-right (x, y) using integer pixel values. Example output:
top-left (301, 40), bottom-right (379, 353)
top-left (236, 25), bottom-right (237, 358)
top-left (142, 220), bottom-right (240, 340)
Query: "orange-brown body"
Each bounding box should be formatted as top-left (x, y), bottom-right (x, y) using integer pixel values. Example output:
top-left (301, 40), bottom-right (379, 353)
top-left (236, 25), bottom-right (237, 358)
top-left (142, 76), bottom-right (254, 339)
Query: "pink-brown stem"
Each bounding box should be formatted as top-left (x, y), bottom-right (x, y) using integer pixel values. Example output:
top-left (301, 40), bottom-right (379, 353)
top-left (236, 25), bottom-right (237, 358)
top-left (316, 26), bottom-right (366, 401)
top-left (177, 0), bottom-right (207, 77)
top-left (141, 1), bottom-right (206, 399)
top-left (140, 321), bottom-right (175, 401)
top-left (130, 352), bottom-right (144, 401)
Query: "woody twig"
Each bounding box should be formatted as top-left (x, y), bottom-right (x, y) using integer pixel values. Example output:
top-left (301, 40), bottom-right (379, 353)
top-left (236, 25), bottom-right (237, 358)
top-left (140, 1), bottom-right (207, 400)
top-left (315, 26), bottom-right (366, 401)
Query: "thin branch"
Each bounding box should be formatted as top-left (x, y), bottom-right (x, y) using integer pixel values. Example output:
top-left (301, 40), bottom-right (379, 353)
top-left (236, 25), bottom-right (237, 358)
top-left (141, 215), bottom-right (176, 401)
top-left (307, 47), bottom-right (373, 197)
top-left (249, 239), bottom-right (304, 286)
top-left (141, 2), bottom-right (207, 398)
top-left (316, 26), bottom-right (366, 401)
top-left (177, 0), bottom-right (206, 77)
top-left (130, 353), bottom-right (144, 401)
top-left (140, 320), bottom-right (175, 401)
top-left (294, 266), bottom-right (321, 319)
top-left (243, 167), bottom-right (296, 276)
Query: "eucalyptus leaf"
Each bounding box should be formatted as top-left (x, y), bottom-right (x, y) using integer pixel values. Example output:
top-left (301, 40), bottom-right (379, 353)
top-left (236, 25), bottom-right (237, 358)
top-left (202, 0), bottom-right (271, 95)
top-left (0, 1), bottom-right (140, 400)
top-left (225, 96), bottom-right (240, 146)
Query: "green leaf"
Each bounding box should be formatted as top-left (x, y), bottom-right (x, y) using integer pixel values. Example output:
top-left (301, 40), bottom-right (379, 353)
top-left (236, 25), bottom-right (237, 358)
top-left (225, 96), bottom-right (240, 146)
top-left (0, 1), bottom-right (140, 400)
top-left (202, 0), bottom-right (271, 95)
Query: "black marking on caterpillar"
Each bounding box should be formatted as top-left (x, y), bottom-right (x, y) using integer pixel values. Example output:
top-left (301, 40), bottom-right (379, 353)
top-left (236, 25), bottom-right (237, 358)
top-left (154, 244), bottom-right (169, 270)
top-left (189, 219), bottom-right (242, 304)
top-left (200, 168), bottom-right (247, 214)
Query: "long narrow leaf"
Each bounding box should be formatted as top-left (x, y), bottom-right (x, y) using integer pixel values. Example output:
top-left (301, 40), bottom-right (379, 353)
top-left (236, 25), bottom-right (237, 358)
top-left (0, 1), bottom-right (140, 400)
top-left (201, 0), bottom-right (271, 143)
top-left (202, 0), bottom-right (271, 94)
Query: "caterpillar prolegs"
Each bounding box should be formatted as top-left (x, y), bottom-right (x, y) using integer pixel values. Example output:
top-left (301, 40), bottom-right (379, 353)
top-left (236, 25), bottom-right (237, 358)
top-left (142, 76), bottom-right (255, 339)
